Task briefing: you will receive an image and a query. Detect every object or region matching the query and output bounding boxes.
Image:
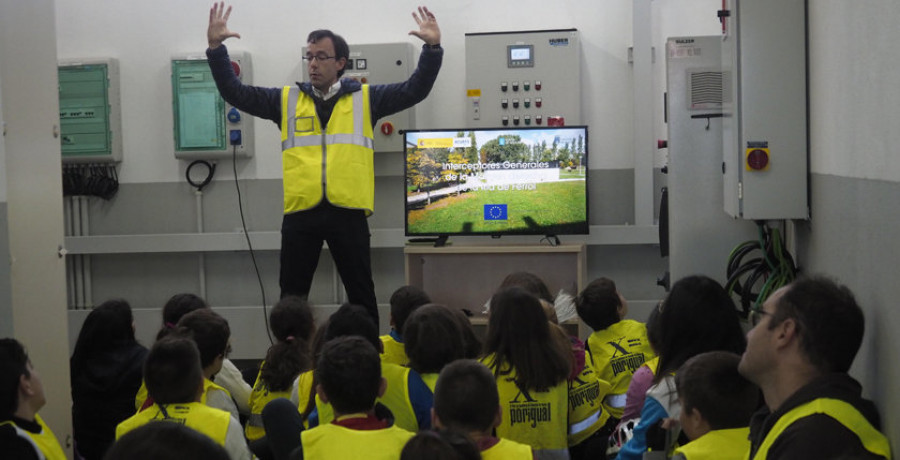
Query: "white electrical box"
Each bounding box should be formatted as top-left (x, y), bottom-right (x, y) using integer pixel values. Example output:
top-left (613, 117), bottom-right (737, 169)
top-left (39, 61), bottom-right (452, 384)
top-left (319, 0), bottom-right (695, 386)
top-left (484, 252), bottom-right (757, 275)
top-left (465, 30), bottom-right (581, 128)
top-left (721, 0), bottom-right (808, 219)
top-left (171, 51), bottom-right (254, 160)
top-left (302, 42), bottom-right (416, 153)
top-left (58, 58), bottom-right (123, 163)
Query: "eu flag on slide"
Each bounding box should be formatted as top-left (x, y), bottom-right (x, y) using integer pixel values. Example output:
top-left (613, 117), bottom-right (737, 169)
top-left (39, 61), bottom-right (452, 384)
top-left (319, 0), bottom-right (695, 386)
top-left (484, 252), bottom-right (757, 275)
top-left (484, 204), bottom-right (508, 221)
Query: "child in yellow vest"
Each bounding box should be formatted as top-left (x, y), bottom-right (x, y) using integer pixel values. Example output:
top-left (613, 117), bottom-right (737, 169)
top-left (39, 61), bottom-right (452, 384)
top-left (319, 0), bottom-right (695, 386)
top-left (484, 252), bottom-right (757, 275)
top-left (246, 296), bottom-right (315, 442)
top-left (0, 338), bottom-right (67, 460)
top-left (482, 287), bottom-right (573, 459)
top-left (432, 359), bottom-right (534, 460)
top-left (577, 277), bottom-right (656, 421)
top-left (664, 351), bottom-right (758, 460)
top-left (115, 336), bottom-right (250, 460)
top-left (380, 285), bottom-right (431, 367)
top-left (266, 336), bottom-right (414, 459)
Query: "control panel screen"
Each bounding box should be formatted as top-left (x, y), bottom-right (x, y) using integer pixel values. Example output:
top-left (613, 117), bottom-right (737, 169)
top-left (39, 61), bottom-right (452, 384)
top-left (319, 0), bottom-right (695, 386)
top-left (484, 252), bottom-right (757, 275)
top-left (507, 45), bottom-right (534, 68)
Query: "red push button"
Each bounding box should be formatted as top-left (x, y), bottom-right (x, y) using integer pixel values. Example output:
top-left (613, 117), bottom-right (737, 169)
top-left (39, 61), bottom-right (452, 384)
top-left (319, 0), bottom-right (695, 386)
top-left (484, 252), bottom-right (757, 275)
top-left (746, 148), bottom-right (770, 171)
top-left (231, 61), bottom-right (241, 77)
top-left (380, 122), bottom-right (394, 136)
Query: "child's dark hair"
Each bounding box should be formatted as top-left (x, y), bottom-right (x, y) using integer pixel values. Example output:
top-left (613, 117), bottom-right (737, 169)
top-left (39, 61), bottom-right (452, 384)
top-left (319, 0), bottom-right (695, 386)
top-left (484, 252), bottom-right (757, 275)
top-left (71, 299), bottom-right (137, 371)
top-left (260, 296), bottom-right (315, 392)
top-left (316, 336), bottom-right (381, 414)
top-left (576, 277), bottom-right (622, 331)
top-left (404, 304), bottom-right (467, 374)
top-left (175, 309), bottom-right (230, 369)
top-left (449, 308), bottom-right (482, 359)
top-left (0, 338), bottom-right (29, 417)
top-left (675, 351), bottom-right (759, 430)
top-left (400, 429), bottom-right (481, 460)
top-left (484, 287), bottom-right (571, 392)
top-left (144, 336), bottom-right (204, 404)
top-left (433, 360), bottom-right (499, 433)
top-left (105, 418), bottom-right (230, 460)
top-left (157, 293), bottom-right (208, 340)
top-left (654, 275), bottom-right (746, 384)
top-left (324, 303), bottom-right (381, 351)
top-left (498, 271), bottom-right (555, 304)
top-left (389, 285), bottom-right (431, 337)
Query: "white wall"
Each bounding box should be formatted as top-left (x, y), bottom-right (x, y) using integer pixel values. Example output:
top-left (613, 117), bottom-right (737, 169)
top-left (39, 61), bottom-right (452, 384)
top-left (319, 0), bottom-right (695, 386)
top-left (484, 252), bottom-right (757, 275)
top-left (54, 0), bottom-right (641, 184)
top-left (809, 1), bottom-right (900, 181)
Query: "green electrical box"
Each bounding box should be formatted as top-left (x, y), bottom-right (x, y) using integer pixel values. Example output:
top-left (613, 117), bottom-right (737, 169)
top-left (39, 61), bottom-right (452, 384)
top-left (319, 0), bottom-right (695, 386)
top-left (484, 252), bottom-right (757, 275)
top-left (58, 58), bottom-right (122, 163)
top-left (171, 52), bottom-right (253, 160)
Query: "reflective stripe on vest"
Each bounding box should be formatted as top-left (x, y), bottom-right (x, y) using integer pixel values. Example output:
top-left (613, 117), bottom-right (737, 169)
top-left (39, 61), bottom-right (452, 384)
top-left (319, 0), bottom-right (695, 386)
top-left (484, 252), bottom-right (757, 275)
top-left (751, 398), bottom-right (891, 460)
top-left (280, 85), bottom-right (374, 215)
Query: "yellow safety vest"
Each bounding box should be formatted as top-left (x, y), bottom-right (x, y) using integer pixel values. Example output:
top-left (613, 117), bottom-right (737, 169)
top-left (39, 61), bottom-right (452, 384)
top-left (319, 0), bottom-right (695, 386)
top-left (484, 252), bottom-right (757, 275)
top-left (293, 369), bottom-right (317, 429)
top-left (586, 319), bottom-right (656, 419)
top-left (314, 361), bottom-right (422, 432)
top-left (380, 334), bottom-right (409, 367)
top-left (672, 427), bottom-right (750, 460)
top-left (300, 422), bottom-right (413, 459)
top-left (750, 398), bottom-right (892, 460)
top-left (482, 354), bottom-right (569, 453)
top-left (280, 85), bottom-right (375, 215)
top-left (0, 414), bottom-right (67, 460)
top-left (246, 362), bottom-right (296, 441)
top-left (567, 364), bottom-right (613, 446)
top-left (134, 378), bottom-right (231, 412)
top-left (116, 402), bottom-right (232, 447)
top-left (481, 437), bottom-right (534, 460)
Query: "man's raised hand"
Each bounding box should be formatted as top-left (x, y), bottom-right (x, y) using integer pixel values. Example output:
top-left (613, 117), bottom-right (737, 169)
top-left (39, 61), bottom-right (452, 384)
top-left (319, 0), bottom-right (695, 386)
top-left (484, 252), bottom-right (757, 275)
top-left (208, 2), bottom-right (241, 49)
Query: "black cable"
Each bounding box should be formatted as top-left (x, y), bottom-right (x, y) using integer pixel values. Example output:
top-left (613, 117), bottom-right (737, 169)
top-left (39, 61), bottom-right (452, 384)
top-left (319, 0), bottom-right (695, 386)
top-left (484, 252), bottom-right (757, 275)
top-left (186, 160), bottom-right (217, 192)
top-left (232, 145), bottom-right (273, 345)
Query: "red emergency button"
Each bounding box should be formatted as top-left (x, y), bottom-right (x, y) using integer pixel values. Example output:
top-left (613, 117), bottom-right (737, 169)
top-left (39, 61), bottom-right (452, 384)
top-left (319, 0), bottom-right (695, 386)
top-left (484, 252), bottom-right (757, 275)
top-left (380, 122), bottom-right (394, 136)
top-left (231, 61), bottom-right (241, 77)
top-left (746, 148), bottom-right (769, 171)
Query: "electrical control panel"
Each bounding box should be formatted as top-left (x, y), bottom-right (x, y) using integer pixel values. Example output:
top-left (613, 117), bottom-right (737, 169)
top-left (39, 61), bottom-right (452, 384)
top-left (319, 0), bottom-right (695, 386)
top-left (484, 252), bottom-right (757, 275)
top-left (301, 42), bottom-right (416, 153)
top-left (58, 58), bottom-right (123, 163)
top-left (465, 30), bottom-right (581, 128)
top-left (171, 52), bottom-right (253, 160)
top-left (721, 0), bottom-right (808, 219)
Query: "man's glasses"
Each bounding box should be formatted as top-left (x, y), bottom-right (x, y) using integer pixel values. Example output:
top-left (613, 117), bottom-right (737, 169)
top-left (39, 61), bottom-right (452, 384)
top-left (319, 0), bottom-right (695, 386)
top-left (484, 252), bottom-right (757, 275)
top-left (749, 307), bottom-right (773, 327)
top-left (302, 53), bottom-right (336, 62)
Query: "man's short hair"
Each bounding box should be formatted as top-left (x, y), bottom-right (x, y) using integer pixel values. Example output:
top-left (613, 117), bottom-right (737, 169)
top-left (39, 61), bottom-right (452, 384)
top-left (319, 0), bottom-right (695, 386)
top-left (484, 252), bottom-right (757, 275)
top-left (433, 360), bottom-right (500, 433)
top-left (0, 338), bottom-right (29, 417)
top-left (144, 337), bottom-right (204, 404)
top-left (770, 276), bottom-right (864, 373)
top-left (390, 285), bottom-right (431, 336)
top-left (307, 29), bottom-right (350, 77)
top-left (175, 309), bottom-right (230, 369)
top-left (576, 277), bottom-right (622, 331)
top-left (675, 351), bottom-right (759, 430)
top-left (105, 421), bottom-right (230, 460)
top-left (316, 336), bottom-right (381, 414)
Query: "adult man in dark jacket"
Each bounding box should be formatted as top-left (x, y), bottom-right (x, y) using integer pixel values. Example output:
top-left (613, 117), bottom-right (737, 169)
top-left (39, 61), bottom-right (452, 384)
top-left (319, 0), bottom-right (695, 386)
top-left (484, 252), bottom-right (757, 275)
top-left (206, 2), bottom-right (442, 324)
top-left (739, 276), bottom-right (891, 459)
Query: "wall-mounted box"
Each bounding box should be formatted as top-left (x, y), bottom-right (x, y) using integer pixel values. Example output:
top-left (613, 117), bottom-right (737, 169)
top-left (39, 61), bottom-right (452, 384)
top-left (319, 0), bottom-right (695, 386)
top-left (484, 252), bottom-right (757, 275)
top-left (58, 58), bottom-right (122, 163)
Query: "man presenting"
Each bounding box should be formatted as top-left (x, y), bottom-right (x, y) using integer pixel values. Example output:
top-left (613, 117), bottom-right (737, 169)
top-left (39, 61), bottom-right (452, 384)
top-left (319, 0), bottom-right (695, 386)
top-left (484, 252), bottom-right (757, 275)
top-left (206, 2), bottom-right (442, 325)
top-left (738, 276), bottom-right (891, 459)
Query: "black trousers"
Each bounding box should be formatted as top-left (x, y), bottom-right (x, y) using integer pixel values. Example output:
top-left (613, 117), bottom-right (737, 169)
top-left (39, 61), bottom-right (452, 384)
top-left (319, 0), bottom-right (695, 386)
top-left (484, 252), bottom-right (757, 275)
top-left (279, 202), bottom-right (378, 325)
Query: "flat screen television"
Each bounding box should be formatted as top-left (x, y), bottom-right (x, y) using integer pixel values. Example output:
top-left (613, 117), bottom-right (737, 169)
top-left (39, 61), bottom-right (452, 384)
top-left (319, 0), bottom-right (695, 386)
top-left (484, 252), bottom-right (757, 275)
top-left (404, 126), bottom-right (589, 239)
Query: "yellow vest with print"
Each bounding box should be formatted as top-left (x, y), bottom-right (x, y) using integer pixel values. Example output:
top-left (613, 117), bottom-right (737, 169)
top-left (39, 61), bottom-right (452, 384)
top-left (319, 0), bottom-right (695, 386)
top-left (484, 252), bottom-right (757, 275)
top-left (481, 437), bottom-right (534, 460)
top-left (245, 361), bottom-right (296, 441)
top-left (314, 361), bottom-right (422, 432)
top-left (116, 402), bottom-right (232, 447)
top-left (0, 414), bottom-right (67, 460)
top-left (482, 354), bottom-right (569, 453)
top-left (134, 378), bottom-right (231, 412)
top-left (300, 421), bottom-right (413, 459)
top-left (672, 427), bottom-right (749, 460)
top-left (567, 364), bottom-right (613, 446)
top-left (586, 319), bottom-right (656, 419)
top-left (749, 398), bottom-right (892, 460)
top-left (380, 334), bottom-right (409, 367)
top-left (280, 85), bottom-right (374, 215)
